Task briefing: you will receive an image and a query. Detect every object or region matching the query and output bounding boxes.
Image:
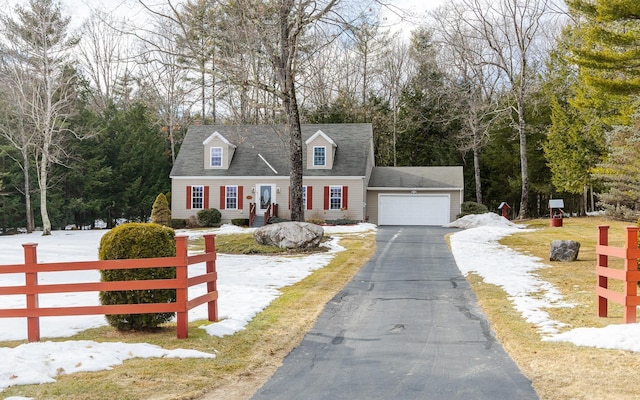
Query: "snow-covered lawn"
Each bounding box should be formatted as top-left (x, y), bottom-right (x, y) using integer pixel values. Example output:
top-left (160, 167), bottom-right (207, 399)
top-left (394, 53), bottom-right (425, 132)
top-left (447, 214), bottom-right (640, 352)
top-left (2, 216), bottom-right (640, 396)
top-left (0, 223), bottom-right (375, 394)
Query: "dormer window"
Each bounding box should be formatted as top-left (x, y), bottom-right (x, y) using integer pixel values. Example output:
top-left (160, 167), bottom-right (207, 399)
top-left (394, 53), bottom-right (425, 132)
top-left (313, 146), bottom-right (326, 166)
top-left (306, 130), bottom-right (336, 169)
top-left (203, 131), bottom-right (236, 170)
top-left (210, 147), bottom-right (222, 167)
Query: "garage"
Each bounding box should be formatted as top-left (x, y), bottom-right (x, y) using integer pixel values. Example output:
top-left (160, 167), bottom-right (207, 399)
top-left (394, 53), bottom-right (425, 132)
top-left (378, 194), bottom-right (451, 226)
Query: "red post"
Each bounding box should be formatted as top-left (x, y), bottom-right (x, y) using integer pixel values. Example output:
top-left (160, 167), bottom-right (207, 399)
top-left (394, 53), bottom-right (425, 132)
top-left (22, 243), bottom-right (40, 342)
top-left (175, 236), bottom-right (189, 339)
top-left (623, 227), bottom-right (639, 323)
top-left (204, 234), bottom-right (218, 322)
top-left (597, 226), bottom-right (609, 318)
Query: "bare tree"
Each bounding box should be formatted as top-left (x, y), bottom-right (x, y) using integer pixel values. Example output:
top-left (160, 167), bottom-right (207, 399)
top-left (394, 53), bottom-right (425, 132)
top-left (458, 0), bottom-right (553, 218)
top-left (231, 0), bottom-right (341, 221)
top-left (2, 0), bottom-right (78, 235)
top-left (379, 34), bottom-right (413, 166)
top-left (432, 4), bottom-right (507, 204)
top-left (136, 16), bottom-right (196, 164)
top-left (0, 63), bottom-right (37, 232)
top-left (76, 10), bottom-right (133, 112)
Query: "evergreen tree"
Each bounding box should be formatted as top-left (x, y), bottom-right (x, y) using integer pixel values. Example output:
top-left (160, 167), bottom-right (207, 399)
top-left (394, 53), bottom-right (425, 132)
top-left (106, 103), bottom-right (172, 224)
top-left (567, 0), bottom-right (640, 218)
top-left (394, 29), bottom-right (461, 167)
top-left (543, 39), bottom-right (605, 214)
top-left (593, 114), bottom-right (640, 219)
top-left (151, 193), bottom-right (171, 226)
top-left (568, 0), bottom-right (640, 95)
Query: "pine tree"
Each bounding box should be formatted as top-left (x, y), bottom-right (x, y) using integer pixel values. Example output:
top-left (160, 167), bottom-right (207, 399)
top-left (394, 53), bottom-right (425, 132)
top-left (544, 96), bottom-right (604, 195)
top-left (568, 0), bottom-right (640, 95)
top-left (567, 0), bottom-right (640, 219)
top-left (151, 193), bottom-right (171, 226)
top-left (592, 114), bottom-right (640, 219)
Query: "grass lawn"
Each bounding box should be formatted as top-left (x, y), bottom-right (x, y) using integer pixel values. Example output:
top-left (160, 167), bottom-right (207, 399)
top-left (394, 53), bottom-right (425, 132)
top-left (474, 216), bottom-right (640, 400)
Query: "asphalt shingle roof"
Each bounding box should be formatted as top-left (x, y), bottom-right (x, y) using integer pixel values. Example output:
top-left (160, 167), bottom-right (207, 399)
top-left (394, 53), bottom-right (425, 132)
top-left (368, 166), bottom-right (464, 189)
top-left (170, 123), bottom-right (373, 178)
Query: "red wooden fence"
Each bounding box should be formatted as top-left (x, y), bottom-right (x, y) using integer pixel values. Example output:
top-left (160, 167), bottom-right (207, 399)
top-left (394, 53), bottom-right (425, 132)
top-left (0, 234), bottom-right (218, 342)
top-left (596, 226), bottom-right (640, 323)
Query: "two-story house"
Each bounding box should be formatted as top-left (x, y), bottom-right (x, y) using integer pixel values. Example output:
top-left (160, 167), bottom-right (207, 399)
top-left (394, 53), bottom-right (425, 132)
top-left (170, 123), bottom-right (464, 226)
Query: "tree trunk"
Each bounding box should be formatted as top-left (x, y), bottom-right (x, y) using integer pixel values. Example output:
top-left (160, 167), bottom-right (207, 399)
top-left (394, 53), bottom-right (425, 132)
top-left (22, 148), bottom-right (34, 233)
top-left (39, 149), bottom-right (52, 235)
top-left (517, 96), bottom-right (529, 219)
top-left (473, 144), bottom-right (482, 204)
top-left (286, 93), bottom-right (304, 222)
top-left (278, 0), bottom-right (304, 222)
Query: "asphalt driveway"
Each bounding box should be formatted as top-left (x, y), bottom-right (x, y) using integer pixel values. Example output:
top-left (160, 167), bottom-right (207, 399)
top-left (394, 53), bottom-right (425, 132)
top-left (251, 226), bottom-right (538, 399)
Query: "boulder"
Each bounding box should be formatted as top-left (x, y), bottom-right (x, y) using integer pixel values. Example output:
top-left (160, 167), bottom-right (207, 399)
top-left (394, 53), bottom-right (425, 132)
top-left (549, 240), bottom-right (580, 262)
top-left (254, 221), bottom-right (324, 249)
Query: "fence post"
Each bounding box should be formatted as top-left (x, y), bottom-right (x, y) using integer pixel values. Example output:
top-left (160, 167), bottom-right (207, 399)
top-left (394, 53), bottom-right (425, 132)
top-left (204, 234), bottom-right (218, 322)
top-left (623, 227), bottom-right (639, 323)
top-left (597, 226), bottom-right (609, 318)
top-left (22, 243), bottom-right (40, 342)
top-left (175, 236), bottom-right (189, 339)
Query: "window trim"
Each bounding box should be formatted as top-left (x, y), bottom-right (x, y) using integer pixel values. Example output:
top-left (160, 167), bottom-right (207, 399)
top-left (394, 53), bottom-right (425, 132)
top-left (210, 147), bottom-right (223, 167)
top-left (329, 185), bottom-right (342, 210)
top-left (225, 185), bottom-right (238, 210)
top-left (313, 146), bottom-right (326, 166)
top-left (192, 185), bottom-right (204, 209)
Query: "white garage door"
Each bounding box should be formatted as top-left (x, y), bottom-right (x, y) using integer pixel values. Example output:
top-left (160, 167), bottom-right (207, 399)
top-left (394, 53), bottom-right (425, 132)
top-left (378, 194), bottom-right (450, 226)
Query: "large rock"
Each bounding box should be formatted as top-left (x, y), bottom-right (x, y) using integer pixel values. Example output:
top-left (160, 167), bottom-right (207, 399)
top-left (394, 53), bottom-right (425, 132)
top-left (549, 240), bottom-right (580, 262)
top-left (254, 221), bottom-right (324, 249)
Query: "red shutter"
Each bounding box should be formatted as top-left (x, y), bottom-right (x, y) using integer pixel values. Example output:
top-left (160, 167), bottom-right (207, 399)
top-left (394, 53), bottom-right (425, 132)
top-left (306, 186), bottom-right (313, 210)
top-left (186, 186), bottom-right (192, 209)
top-left (238, 186), bottom-right (244, 210)
top-left (219, 186), bottom-right (225, 210)
top-left (324, 186), bottom-right (330, 210)
top-left (288, 186), bottom-right (291, 209)
top-left (342, 186), bottom-right (348, 209)
top-left (204, 186), bottom-right (210, 209)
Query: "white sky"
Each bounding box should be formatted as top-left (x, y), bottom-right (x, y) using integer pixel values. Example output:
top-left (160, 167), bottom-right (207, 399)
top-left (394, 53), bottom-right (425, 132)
top-left (3, 0), bottom-right (444, 32)
top-left (2, 216), bottom-right (640, 395)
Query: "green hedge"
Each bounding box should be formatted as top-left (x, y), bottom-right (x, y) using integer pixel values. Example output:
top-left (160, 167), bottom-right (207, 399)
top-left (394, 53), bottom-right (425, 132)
top-left (231, 218), bottom-right (249, 227)
top-left (98, 223), bottom-right (176, 331)
top-left (457, 201), bottom-right (489, 218)
top-left (197, 208), bottom-right (221, 227)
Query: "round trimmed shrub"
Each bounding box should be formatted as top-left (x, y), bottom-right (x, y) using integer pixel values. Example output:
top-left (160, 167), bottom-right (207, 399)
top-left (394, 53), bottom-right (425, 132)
top-left (99, 222), bottom-right (176, 331)
top-left (197, 208), bottom-right (221, 227)
top-left (457, 201), bottom-right (489, 218)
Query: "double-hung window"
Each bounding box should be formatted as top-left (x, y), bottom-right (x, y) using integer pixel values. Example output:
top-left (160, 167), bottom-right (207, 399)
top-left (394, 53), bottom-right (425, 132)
top-left (329, 186), bottom-right (342, 210)
top-left (226, 186), bottom-right (238, 209)
top-left (210, 147), bottom-right (222, 167)
top-left (313, 146), bottom-right (326, 166)
top-left (192, 185), bottom-right (204, 209)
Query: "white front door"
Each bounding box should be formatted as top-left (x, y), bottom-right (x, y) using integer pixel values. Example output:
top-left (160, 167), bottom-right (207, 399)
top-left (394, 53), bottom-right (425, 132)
top-left (257, 184), bottom-right (276, 216)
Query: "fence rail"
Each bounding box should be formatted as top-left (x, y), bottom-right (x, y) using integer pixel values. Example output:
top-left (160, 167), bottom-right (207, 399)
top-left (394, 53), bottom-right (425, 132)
top-left (596, 226), bottom-right (640, 323)
top-left (0, 234), bottom-right (218, 342)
